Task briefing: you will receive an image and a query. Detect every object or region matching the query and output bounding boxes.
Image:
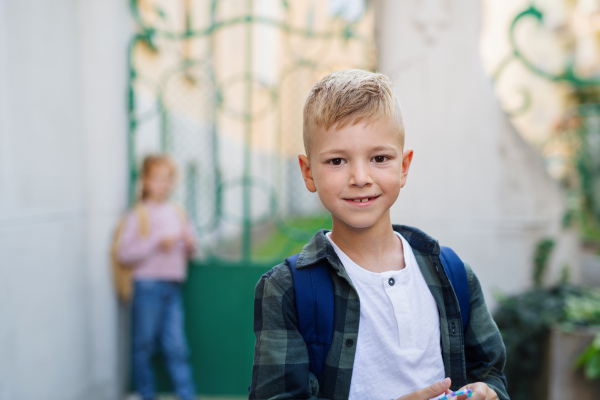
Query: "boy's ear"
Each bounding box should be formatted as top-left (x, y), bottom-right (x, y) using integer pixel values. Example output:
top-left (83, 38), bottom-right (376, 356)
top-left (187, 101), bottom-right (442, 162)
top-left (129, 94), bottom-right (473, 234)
top-left (298, 154), bottom-right (317, 193)
top-left (400, 149), bottom-right (414, 189)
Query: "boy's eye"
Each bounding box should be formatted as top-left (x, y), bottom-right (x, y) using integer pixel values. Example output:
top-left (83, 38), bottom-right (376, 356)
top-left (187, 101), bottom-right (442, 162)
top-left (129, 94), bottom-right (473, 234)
top-left (329, 158), bottom-right (344, 166)
top-left (372, 156), bottom-right (387, 163)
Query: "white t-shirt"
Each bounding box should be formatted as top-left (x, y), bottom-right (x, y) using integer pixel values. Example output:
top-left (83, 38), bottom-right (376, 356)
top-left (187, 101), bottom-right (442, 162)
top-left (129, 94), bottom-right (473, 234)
top-left (326, 232), bottom-right (445, 400)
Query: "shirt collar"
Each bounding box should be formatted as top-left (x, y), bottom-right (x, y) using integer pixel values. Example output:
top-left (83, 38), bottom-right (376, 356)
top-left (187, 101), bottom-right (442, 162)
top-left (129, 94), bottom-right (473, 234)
top-left (295, 225), bottom-right (440, 271)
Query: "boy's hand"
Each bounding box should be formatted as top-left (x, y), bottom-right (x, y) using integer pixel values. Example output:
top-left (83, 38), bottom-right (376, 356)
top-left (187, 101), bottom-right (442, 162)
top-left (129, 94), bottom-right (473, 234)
top-left (454, 382), bottom-right (497, 400)
top-left (396, 377), bottom-right (451, 400)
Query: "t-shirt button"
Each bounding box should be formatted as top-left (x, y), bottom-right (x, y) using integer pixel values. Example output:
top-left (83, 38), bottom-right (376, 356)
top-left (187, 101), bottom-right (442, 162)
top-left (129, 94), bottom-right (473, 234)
top-left (345, 338), bottom-right (354, 347)
top-left (388, 277), bottom-right (395, 286)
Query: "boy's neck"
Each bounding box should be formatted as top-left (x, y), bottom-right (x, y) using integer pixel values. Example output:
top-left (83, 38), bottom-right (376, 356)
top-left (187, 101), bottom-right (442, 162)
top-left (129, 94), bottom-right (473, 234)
top-left (329, 219), bottom-right (406, 273)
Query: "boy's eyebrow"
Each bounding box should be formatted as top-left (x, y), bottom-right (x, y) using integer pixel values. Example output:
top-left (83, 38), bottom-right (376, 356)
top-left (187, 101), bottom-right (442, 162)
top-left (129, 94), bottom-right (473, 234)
top-left (318, 144), bottom-right (399, 156)
top-left (369, 145), bottom-right (399, 153)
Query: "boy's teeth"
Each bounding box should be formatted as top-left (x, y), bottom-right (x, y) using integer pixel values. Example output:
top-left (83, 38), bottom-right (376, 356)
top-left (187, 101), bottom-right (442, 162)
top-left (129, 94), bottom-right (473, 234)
top-left (353, 198), bottom-right (369, 203)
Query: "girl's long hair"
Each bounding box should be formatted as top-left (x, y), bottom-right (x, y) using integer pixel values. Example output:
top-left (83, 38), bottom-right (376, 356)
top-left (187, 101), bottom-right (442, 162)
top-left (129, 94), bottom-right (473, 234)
top-left (138, 154), bottom-right (177, 201)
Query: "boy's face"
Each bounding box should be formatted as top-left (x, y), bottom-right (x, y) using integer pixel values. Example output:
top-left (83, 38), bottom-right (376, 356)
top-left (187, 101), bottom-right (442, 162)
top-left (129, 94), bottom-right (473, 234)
top-left (299, 118), bottom-right (413, 234)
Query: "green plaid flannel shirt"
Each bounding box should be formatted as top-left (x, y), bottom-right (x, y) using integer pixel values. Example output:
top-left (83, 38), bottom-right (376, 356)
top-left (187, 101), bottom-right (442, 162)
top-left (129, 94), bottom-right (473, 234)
top-left (249, 225), bottom-right (509, 400)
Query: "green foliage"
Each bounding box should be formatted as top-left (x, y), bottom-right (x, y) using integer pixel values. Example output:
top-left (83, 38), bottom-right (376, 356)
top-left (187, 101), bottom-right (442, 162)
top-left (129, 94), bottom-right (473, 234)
top-left (575, 333), bottom-right (600, 380)
top-left (562, 208), bottom-right (575, 229)
top-left (579, 207), bottom-right (600, 248)
top-left (495, 282), bottom-right (600, 399)
top-left (572, 87), bottom-right (600, 246)
top-left (533, 238), bottom-right (555, 287)
top-left (560, 264), bottom-right (571, 284)
top-left (494, 237), bottom-right (600, 399)
top-left (494, 283), bottom-right (579, 400)
top-left (564, 288), bottom-right (600, 380)
top-left (563, 287), bottom-right (600, 327)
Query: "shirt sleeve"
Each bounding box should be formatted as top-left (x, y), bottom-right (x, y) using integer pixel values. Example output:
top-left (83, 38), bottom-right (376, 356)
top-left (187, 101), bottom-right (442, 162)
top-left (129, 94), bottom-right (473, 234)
top-left (463, 264), bottom-right (510, 400)
top-left (116, 211), bottom-right (162, 265)
top-left (249, 264), bottom-right (326, 400)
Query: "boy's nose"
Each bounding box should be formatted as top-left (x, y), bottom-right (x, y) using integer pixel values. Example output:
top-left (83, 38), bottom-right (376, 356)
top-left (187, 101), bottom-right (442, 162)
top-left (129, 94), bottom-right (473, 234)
top-left (349, 162), bottom-right (373, 187)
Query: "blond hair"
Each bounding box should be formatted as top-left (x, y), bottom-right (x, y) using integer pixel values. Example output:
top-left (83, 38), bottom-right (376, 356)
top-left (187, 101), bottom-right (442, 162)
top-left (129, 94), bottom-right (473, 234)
top-left (139, 154), bottom-right (177, 201)
top-left (302, 69), bottom-right (404, 157)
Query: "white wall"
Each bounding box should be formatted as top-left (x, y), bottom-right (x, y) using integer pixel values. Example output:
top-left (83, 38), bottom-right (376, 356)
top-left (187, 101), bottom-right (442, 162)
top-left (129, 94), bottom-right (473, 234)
top-left (0, 1), bottom-right (130, 399)
top-left (376, 0), bottom-right (579, 308)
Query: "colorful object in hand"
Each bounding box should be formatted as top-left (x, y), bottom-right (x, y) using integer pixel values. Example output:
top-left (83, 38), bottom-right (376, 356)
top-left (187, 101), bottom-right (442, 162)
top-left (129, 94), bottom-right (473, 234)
top-left (436, 388), bottom-right (473, 400)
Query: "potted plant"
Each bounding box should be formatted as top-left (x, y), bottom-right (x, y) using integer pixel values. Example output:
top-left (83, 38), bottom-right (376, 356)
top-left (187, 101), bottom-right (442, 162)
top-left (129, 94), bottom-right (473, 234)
top-left (494, 240), bottom-right (600, 400)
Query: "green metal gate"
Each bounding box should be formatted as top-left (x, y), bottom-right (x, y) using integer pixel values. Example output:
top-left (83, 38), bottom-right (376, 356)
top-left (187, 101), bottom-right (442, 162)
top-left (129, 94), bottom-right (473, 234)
top-left (127, 0), bottom-right (375, 395)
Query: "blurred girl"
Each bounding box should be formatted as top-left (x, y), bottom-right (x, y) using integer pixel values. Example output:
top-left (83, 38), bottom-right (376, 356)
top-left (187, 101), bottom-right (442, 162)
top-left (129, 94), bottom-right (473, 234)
top-left (117, 154), bottom-right (196, 400)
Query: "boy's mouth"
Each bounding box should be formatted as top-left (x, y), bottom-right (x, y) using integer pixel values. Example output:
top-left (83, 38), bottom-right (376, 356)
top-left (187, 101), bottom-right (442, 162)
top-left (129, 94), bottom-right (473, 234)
top-left (346, 195), bottom-right (380, 203)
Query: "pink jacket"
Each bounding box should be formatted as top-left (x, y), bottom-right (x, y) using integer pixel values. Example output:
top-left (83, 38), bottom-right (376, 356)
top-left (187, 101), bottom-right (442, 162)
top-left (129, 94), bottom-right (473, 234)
top-left (117, 202), bottom-right (195, 282)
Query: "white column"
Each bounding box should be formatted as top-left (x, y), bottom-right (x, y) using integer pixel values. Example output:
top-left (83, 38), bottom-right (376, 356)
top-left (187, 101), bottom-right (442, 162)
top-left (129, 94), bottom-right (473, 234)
top-left (0, 1), bottom-right (130, 399)
top-left (78, 0), bottom-right (131, 398)
top-left (0, 0), bottom-right (12, 218)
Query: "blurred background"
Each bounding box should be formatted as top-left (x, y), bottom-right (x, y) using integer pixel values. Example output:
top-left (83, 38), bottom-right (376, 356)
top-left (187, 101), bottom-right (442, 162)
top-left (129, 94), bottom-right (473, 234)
top-left (1, 0), bottom-right (599, 399)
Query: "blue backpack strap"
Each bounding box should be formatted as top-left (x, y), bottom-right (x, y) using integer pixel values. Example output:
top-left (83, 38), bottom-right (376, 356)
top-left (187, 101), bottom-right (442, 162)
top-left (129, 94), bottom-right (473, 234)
top-left (439, 246), bottom-right (470, 334)
top-left (286, 253), bottom-right (334, 383)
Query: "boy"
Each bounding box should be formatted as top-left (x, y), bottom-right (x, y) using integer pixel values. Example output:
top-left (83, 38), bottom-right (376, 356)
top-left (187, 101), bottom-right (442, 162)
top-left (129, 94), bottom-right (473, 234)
top-left (249, 70), bottom-right (508, 400)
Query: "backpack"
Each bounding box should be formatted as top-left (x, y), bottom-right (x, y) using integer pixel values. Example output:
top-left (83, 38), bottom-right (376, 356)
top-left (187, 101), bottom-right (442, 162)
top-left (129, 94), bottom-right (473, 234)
top-left (286, 245), bottom-right (470, 383)
top-left (111, 205), bottom-right (149, 303)
top-left (110, 203), bottom-right (188, 303)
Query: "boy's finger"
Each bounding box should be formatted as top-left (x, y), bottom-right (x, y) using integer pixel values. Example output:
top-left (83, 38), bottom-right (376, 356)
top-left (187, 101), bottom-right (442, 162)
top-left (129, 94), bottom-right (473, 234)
top-left (456, 384), bottom-right (488, 400)
top-left (451, 386), bottom-right (466, 399)
top-left (425, 377), bottom-right (452, 397)
top-left (398, 377), bottom-right (451, 400)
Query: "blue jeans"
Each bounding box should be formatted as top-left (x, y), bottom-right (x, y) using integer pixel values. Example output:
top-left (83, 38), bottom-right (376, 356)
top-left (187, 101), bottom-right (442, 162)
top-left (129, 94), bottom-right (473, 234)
top-left (132, 280), bottom-right (196, 400)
